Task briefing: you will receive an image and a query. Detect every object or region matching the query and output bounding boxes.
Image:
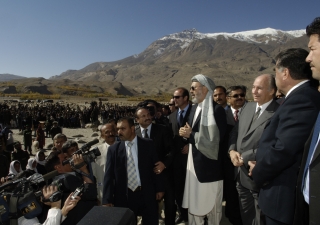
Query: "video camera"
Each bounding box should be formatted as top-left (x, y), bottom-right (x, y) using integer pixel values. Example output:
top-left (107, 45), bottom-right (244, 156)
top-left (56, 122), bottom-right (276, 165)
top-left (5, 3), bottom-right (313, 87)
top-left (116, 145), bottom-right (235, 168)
top-left (62, 139), bottom-right (101, 166)
top-left (0, 170), bottom-right (61, 222)
top-left (0, 171), bottom-right (85, 223)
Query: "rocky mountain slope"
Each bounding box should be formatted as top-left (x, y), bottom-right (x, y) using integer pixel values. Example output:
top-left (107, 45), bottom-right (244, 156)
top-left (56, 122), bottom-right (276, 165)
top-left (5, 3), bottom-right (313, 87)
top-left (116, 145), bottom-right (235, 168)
top-left (1, 28), bottom-right (309, 97)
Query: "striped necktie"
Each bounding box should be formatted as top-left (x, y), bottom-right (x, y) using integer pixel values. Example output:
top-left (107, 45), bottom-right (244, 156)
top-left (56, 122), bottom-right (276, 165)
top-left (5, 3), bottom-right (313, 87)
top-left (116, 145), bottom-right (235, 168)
top-left (127, 142), bottom-right (139, 191)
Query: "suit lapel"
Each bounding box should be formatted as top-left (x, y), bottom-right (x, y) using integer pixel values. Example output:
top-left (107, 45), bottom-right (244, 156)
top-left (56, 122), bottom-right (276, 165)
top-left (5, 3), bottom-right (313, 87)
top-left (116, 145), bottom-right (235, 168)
top-left (311, 141), bottom-right (320, 165)
top-left (246, 100), bottom-right (278, 135)
top-left (183, 104), bottom-right (192, 125)
top-left (136, 136), bottom-right (142, 173)
top-left (188, 104), bottom-right (197, 127)
top-left (242, 103), bottom-right (256, 134)
top-left (282, 82), bottom-right (310, 105)
top-left (150, 124), bottom-right (156, 139)
top-left (136, 127), bottom-right (142, 138)
top-left (226, 107), bottom-right (236, 126)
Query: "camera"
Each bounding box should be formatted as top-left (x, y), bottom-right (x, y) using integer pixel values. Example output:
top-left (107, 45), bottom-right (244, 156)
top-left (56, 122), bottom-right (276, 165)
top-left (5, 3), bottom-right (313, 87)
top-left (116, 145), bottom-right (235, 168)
top-left (62, 139), bottom-right (101, 166)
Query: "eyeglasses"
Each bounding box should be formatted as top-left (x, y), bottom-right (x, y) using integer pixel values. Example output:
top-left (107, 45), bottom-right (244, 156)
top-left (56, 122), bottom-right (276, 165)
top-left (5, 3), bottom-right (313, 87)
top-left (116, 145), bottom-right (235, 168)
top-left (228, 93), bottom-right (245, 98)
top-left (190, 85), bottom-right (203, 91)
top-left (173, 96), bottom-right (183, 99)
top-left (169, 104), bottom-right (175, 106)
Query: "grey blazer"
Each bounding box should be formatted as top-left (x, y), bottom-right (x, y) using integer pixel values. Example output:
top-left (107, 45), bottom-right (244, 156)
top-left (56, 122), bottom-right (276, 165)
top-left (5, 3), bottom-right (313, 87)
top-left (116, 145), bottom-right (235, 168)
top-left (229, 100), bottom-right (279, 191)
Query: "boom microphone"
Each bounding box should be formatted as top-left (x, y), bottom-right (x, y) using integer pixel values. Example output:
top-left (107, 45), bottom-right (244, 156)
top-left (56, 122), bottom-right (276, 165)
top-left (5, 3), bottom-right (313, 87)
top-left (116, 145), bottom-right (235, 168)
top-left (79, 138), bottom-right (99, 152)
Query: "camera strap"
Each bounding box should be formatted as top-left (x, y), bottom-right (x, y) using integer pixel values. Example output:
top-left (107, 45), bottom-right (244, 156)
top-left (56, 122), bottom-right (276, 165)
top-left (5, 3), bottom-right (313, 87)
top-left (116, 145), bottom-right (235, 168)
top-left (71, 166), bottom-right (91, 179)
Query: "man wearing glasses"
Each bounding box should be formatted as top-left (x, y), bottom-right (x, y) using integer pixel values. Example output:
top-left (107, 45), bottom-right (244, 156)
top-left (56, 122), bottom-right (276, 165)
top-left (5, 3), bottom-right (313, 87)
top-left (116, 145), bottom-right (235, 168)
top-left (168, 87), bottom-right (192, 224)
top-left (226, 86), bottom-right (246, 124)
top-left (168, 98), bottom-right (177, 114)
top-left (179, 75), bottom-right (227, 225)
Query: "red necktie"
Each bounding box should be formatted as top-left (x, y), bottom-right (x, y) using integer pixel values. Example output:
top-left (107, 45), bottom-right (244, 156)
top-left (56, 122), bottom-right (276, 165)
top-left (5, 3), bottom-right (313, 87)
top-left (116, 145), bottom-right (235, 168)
top-left (234, 110), bottom-right (239, 122)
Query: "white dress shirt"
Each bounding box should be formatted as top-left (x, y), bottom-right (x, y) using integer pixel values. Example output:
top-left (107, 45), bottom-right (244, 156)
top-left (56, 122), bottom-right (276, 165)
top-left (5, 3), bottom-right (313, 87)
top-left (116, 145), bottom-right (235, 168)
top-left (256, 99), bottom-right (273, 118)
top-left (140, 123), bottom-right (152, 138)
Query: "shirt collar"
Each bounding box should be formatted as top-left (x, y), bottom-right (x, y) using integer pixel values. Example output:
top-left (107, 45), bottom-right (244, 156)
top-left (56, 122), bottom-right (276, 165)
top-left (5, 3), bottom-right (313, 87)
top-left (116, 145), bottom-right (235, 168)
top-left (256, 99), bottom-right (273, 113)
top-left (285, 80), bottom-right (309, 98)
top-left (125, 135), bottom-right (137, 146)
top-left (140, 123), bottom-right (152, 133)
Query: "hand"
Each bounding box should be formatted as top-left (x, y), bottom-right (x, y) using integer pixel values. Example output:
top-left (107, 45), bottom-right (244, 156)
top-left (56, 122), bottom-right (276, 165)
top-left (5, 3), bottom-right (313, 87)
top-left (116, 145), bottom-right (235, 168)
top-left (72, 154), bottom-right (85, 169)
top-left (61, 192), bottom-right (81, 217)
top-left (156, 192), bottom-right (164, 200)
top-left (181, 145), bottom-right (189, 154)
top-left (179, 122), bottom-right (192, 138)
top-left (248, 161), bottom-right (256, 176)
top-left (0, 177), bottom-right (7, 185)
top-left (103, 203), bottom-right (114, 207)
top-left (229, 150), bottom-right (243, 167)
top-left (41, 185), bottom-right (61, 209)
top-left (154, 161), bottom-right (166, 174)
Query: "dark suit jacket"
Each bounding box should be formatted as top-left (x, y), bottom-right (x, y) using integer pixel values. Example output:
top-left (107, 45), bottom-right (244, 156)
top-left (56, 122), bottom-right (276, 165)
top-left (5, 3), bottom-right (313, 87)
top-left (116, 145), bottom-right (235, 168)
top-left (188, 101), bottom-right (227, 182)
top-left (252, 82), bottom-right (320, 224)
top-left (136, 123), bottom-right (174, 169)
top-left (168, 105), bottom-right (192, 163)
top-left (229, 100), bottom-right (279, 191)
top-left (226, 106), bottom-right (236, 126)
top-left (295, 125), bottom-right (320, 225)
top-left (102, 136), bottom-right (165, 207)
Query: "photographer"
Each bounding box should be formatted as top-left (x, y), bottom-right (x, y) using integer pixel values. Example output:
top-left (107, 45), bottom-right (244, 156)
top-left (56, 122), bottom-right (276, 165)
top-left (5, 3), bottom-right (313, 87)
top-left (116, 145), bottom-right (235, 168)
top-left (18, 185), bottom-right (81, 225)
top-left (44, 147), bottom-right (97, 224)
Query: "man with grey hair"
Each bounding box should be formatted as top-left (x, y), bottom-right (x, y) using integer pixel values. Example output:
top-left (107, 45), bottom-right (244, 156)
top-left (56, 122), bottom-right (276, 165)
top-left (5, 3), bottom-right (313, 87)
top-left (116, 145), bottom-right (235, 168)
top-left (179, 74), bottom-right (227, 224)
top-left (229, 74), bottom-right (279, 225)
top-left (92, 123), bottom-right (116, 204)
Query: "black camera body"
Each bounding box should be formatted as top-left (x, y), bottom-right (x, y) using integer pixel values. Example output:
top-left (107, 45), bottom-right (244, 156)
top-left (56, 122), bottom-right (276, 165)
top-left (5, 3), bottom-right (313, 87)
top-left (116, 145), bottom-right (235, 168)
top-left (62, 139), bottom-right (101, 166)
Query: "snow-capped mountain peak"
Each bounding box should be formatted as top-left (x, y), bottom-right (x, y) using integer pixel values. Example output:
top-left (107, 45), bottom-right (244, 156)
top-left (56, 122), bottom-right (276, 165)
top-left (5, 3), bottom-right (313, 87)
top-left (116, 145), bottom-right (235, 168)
top-left (158, 27), bottom-right (305, 50)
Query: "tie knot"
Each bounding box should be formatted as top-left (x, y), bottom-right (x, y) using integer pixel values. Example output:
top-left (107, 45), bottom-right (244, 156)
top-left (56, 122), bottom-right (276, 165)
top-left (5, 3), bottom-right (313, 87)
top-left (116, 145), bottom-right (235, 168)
top-left (235, 110), bottom-right (239, 114)
top-left (127, 142), bottom-right (133, 148)
top-left (256, 107), bottom-right (261, 113)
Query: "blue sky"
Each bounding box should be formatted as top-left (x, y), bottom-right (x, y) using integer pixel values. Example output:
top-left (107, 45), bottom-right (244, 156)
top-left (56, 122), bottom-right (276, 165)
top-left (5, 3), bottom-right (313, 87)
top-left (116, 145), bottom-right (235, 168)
top-left (0, 0), bottom-right (319, 78)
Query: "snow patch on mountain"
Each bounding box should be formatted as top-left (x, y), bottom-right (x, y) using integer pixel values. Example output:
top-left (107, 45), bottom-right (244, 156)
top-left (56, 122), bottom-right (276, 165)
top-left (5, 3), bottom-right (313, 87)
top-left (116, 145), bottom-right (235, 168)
top-left (158, 28), bottom-right (305, 50)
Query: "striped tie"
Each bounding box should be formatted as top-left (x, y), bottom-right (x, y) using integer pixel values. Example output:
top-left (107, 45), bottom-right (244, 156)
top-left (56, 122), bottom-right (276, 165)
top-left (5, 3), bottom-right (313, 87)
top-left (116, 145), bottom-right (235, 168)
top-left (127, 142), bottom-right (139, 191)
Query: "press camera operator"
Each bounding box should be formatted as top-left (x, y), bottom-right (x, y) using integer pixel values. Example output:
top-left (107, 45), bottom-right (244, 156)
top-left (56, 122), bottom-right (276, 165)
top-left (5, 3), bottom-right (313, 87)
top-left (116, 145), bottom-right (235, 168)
top-left (0, 181), bottom-right (80, 225)
top-left (18, 185), bottom-right (81, 225)
top-left (43, 145), bottom-right (97, 225)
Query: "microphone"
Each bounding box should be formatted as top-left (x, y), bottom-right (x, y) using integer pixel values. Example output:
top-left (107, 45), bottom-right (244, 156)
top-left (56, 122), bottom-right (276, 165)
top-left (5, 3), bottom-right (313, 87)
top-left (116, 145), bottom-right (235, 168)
top-left (79, 138), bottom-right (99, 152)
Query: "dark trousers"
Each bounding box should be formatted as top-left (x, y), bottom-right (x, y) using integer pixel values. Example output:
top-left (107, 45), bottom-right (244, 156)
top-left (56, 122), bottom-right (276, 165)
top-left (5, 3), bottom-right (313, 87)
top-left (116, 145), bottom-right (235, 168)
top-left (236, 176), bottom-right (264, 225)
top-left (164, 173), bottom-right (176, 225)
top-left (127, 189), bottom-right (158, 225)
top-left (174, 155), bottom-right (188, 221)
top-left (223, 160), bottom-right (243, 225)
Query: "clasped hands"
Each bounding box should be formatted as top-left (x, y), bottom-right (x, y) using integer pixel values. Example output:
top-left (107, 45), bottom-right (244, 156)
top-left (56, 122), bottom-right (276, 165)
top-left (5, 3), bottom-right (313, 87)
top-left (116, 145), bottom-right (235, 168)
top-left (179, 122), bottom-right (192, 138)
top-left (229, 150), bottom-right (256, 176)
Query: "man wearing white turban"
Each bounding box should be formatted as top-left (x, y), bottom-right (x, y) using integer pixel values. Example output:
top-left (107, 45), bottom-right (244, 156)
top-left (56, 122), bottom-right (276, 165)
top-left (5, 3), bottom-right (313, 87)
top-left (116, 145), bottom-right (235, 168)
top-left (179, 74), bottom-right (227, 224)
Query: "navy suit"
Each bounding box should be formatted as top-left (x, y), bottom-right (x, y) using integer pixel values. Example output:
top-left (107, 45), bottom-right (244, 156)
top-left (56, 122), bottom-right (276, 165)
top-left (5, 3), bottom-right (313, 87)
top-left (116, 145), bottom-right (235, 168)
top-left (168, 105), bottom-right (192, 221)
top-left (102, 136), bottom-right (165, 225)
top-left (252, 82), bottom-right (320, 224)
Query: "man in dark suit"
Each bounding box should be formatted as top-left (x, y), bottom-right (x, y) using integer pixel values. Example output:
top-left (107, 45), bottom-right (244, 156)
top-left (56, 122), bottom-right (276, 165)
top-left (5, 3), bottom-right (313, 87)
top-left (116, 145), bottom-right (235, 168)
top-left (213, 85), bottom-right (243, 225)
top-left (229, 74), bottom-right (279, 225)
top-left (179, 74), bottom-right (227, 224)
top-left (294, 17), bottom-right (320, 225)
top-left (168, 87), bottom-right (192, 224)
top-left (226, 86), bottom-right (246, 124)
top-left (102, 117), bottom-right (165, 225)
top-left (135, 107), bottom-right (176, 225)
top-left (249, 48), bottom-right (320, 225)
